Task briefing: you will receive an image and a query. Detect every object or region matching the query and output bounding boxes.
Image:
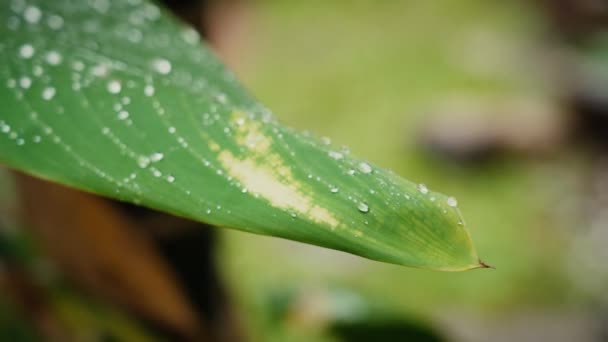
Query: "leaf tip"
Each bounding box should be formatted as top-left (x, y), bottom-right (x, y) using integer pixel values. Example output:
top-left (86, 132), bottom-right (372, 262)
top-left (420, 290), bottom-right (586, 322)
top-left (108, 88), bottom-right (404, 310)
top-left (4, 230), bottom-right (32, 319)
top-left (477, 259), bottom-right (495, 270)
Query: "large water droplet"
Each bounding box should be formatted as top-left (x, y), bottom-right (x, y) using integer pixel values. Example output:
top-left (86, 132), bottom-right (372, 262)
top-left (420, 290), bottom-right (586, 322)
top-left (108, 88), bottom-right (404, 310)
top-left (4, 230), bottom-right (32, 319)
top-left (358, 202), bottom-right (369, 213)
top-left (330, 187), bottom-right (339, 194)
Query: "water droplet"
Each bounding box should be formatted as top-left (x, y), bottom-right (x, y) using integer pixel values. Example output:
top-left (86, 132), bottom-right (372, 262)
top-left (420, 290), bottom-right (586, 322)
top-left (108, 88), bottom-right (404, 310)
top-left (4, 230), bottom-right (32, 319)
top-left (19, 76), bottom-right (31, 89)
top-left (137, 156), bottom-right (150, 168)
top-left (45, 50), bottom-right (62, 65)
top-left (92, 63), bottom-right (109, 77)
top-left (329, 151), bottom-right (343, 160)
top-left (47, 14), bottom-right (63, 30)
top-left (72, 61), bottom-right (85, 71)
top-left (152, 58), bottom-right (172, 74)
top-left (321, 137), bottom-right (331, 145)
top-left (33, 65), bottom-right (43, 76)
top-left (417, 184), bottom-right (429, 194)
top-left (358, 162), bottom-right (372, 174)
top-left (330, 187), bottom-right (339, 193)
top-left (144, 84), bottom-right (155, 96)
top-left (358, 202), bottom-right (369, 213)
top-left (117, 110), bottom-right (129, 120)
top-left (182, 28), bottom-right (200, 44)
top-left (19, 44), bottom-right (34, 59)
top-left (347, 169), bottom-right (356, 176)
top-left (24, 5), bottom-right (42, 24)
top-left (168, 126), bottom-right (176, 134)
top-left (107, 80), bottom-right (121, 94)
top-left (447, 196), bottom-right (458, 207)
top-left (150, 152), bottom-right (164, 162)
top-left (166, 175), bottom-right (175, 183)
top-left (41, 87), bottom-right (55, 100)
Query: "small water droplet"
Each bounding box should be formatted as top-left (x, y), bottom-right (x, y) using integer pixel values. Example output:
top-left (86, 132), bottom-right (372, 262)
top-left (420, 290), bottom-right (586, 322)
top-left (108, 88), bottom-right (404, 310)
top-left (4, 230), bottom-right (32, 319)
top-left (117, 110), bottom-right (129, 120)
top-left (166, 175), bottom-right (175, 183)
top-left (150, 152), bottom-right (164, 162)
top-left (358, 202), bottom-right (369, 213)
top-left (321, 136), bottom-right (331, 145)
top-left (329, 151), bottom-right (343, 160)
top-left (41, 87), bottom-right (55, 100)
top-left (358, 162), bottom-right (372, 174)
top-left (107, 80), bottom-right (121, 94)
top-left (447, 196), bottom-right (458, 207)
top-left (144, 84), bottom-right (155, 96)
top-left (152, 58), bottom-right (172, 74)
top-left (347, 169), bottom-right (356, 176)
top-left (45, 50), bottom-right (62, 65)
top-left (417, 184), bottom-right (429, 194)
top-left (19, 44), bottom-right (34, 59)
top-left (47, 14), bottom-right (64, 30)
top-left (23, 6), bottom-right (42, 24)
top-left (330, 187), bottom-right (339, 193)
top-left (137, 156), bottom-right (150, 168)
top-left (92, 63), bottom-right (109, 77)
top-left (19, 76), bottom-right (31, 89)
top-left (168, 126), bottom-right (176, 134)
top-left (182, 28), bottom-right (200, 44)
top-left (32, 65), bottom-right (43, 76)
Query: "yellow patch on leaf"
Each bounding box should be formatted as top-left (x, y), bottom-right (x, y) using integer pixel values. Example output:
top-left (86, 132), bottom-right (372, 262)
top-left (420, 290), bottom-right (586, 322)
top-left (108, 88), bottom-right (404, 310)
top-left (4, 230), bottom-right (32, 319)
top-left (215, 111), bottom-right (339, 228)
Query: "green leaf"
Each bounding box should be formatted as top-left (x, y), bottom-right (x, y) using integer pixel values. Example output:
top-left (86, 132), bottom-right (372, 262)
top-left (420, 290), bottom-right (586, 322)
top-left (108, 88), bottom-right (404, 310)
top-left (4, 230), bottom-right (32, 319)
top-left (0, 0), bottom-right (486, 271)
